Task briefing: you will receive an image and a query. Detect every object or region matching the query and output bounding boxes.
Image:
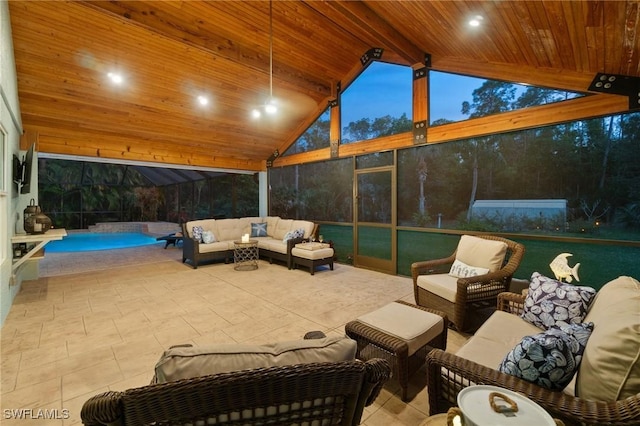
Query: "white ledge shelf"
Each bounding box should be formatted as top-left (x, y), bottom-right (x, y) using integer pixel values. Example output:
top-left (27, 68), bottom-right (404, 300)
top-left (12, 228), bottom-right (67, 273)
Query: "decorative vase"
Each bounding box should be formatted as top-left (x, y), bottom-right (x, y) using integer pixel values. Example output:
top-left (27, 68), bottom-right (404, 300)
top-left (24, 200), bottom-right (52, 234)
top-left (23, 198), bottom-right (39, 232)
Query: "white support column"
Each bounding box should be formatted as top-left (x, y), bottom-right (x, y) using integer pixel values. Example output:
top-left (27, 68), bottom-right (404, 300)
top-left (258, 171), bottom-right (268, 217)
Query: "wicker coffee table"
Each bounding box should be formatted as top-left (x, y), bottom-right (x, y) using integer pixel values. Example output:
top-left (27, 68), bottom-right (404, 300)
top-left (345, 300), bottom-right (448, 401)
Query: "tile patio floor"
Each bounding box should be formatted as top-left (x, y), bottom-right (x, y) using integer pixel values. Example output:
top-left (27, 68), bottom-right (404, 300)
top-left (1, 243), bottom-right (468, 425)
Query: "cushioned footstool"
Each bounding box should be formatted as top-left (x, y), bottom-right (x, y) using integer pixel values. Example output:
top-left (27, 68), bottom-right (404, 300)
top-left (345, 300), bottom-right (448, 401)
top-left (291, 242), bottom-right (334, 275)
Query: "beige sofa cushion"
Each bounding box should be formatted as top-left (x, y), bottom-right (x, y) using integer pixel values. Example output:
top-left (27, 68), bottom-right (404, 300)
top-left (576, 276), bottom-right (640, 401)
top-left (215, 218), bottom-right (250, 242)
top-left (356, 302), bottom-right (444, 356)
top-left (291, 220), bottom-right (314, 238)
top-left (153, 336), bottom-right (357, 383)
top-left (455, 310), bottom-right (542, 371)
top-left (417, 274), bottom-right (458, 302)
top-left (456, 235), bottom-right (507, 272)
top-left (265, 216), bottom-right (280, 237)
top-left (258, 239), bottom-right (288, 254)
top-left (185, 219), bottom-right (216, 239)
top-left (272, 219), bottom-right (293, 240)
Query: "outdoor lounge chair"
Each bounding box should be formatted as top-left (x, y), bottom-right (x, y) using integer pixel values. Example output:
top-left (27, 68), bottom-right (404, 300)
top-left (411, 234), bottom-right (525, 332)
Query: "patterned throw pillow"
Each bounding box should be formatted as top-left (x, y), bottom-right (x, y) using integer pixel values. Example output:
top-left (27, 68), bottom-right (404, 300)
top-left (521, 272), bottom-right (597, 329)
top-left (449, 259), bottom-right (490, 278)
top-left (251, 222), bottom-right (268, 237)
top-left (192, 226), bottom-right (204, 243)
top-left (202, 230), bottom-right (216, 244)
top-left (282, 230), bottom-right (296, 242)
top-left (293, 228), bottom-right (305, 238)
top-left (498, 322), bottom-right (593, 391)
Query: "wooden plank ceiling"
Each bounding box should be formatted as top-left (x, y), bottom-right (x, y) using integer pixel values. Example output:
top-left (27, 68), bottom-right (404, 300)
top-left (8, 1), bottom-right (640, 172)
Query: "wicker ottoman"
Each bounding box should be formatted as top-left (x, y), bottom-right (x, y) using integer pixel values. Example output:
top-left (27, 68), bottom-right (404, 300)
top-left (345, 300), bottom-right (448, 401)
top-left (291, 243), bottom-right (334, 275)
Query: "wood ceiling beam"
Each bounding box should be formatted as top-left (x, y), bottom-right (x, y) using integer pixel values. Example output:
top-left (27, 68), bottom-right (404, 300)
top-left (303, 1), bottom-right (424, 66)
top-left (35, 129), bottom-right (265, 172)
top-left (273, 93), bottom-right (629, 167)
top-left (77, 1), bottom-right (332, 98)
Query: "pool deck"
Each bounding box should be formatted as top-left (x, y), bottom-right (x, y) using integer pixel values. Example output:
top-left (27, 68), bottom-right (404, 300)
top-left (39, 242), bottom-right (182, 276)
top-left (39, 224), bottom-right (183, 276)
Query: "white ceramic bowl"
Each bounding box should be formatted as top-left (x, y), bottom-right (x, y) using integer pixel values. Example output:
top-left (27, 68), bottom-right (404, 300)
top-left (456, 385), bottom-right (556, 426)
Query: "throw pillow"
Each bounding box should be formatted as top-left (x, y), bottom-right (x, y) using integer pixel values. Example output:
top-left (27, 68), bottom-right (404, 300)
top-left (192, 226), bottom-right (204, 243)
top-left (521, 272), bottom-right (597, 329)
top-left (449, 259), bottom-right (490, 278)
top-left (202, 230), bottom-right (216, 244)
top-left (293, 228), bottom-right (305, 238)
top-left (251, 222), bottom-right (268, 237)
top-left (282, 230), bottom-right (296, 242)
top-left (498, 322), bottom-right (593, 391)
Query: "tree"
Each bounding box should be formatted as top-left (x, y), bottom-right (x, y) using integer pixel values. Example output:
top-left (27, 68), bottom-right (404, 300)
top-left (342, 114), bottom-right (412, 143)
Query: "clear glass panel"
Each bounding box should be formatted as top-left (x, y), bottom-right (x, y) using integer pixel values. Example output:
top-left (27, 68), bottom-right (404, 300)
top-left (356, 151), bottom-right (393, 169)
top-left (429, 71), bottom-right (584, 125)
top-left (357, 225), bottom-right (391, 260)
top-left (357, 171), bottom-right (391, 224)
top-left (283, 108), bottom-right (331, 156)
top-left (341, 62), bottom-right (412, 143)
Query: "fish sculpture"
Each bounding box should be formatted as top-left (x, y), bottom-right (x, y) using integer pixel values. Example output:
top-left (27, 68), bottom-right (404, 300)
top-left (550, 253), bottom-right (580, 283)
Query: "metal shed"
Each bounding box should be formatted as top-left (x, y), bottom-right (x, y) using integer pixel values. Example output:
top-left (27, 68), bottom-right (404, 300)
top-left (471, 199), bottom-right (567, 222)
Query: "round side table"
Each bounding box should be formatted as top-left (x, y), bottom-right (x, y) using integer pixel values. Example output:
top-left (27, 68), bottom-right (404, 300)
top-left (233, 240), bottom-right (259, 271)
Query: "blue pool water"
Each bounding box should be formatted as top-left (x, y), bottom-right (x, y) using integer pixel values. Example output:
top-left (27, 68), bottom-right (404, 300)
top-left (46, 232), bottom-right (162, 253)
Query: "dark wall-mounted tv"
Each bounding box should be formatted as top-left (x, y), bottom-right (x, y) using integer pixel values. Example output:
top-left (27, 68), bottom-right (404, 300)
top-left (20, 143), bottom-right (35, 194)
top-left (13, 143), bottom-right (35, 194)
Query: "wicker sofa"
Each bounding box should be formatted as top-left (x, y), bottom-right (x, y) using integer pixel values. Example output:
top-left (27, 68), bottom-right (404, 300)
top-left (426, 275), bottom-right (640, 425)
top-left (81, 335), bottom-right (391, 426)
top-left (81, 359), bottom-right (390, 426)
top-left (182, 216), bottom-right (316, 269)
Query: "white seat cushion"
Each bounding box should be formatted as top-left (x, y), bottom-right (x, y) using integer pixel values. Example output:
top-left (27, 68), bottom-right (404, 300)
top-left (417, 273), bottom-right (458, 302)
top-left (577, 276), bottom-right (640, 401)
top-left (292, 247), bottom-right (334, 260)
top-left (456, 235), bottom-right (507, 272)
top-left (357, 302), bottom-right (444, 356)
top-left (455, 310), bottom-right (542, 372)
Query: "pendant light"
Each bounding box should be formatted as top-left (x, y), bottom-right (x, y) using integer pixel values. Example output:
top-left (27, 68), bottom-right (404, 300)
top-left (252, 0), bottom-right (277, 118)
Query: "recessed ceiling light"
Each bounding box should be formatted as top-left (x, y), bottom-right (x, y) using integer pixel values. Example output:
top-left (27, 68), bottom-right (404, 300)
top-left (197, 95), bottom-right (209, 106)
top-left (469, 15), bottom-right (484, 27)
top-left (251, 109), bottom-right (261, 119)
top-left (107, 72), bottom-right (123, 85)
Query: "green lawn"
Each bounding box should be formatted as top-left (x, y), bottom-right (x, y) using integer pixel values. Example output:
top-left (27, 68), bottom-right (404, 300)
top-left (319, 224), bottom-right (640, 291)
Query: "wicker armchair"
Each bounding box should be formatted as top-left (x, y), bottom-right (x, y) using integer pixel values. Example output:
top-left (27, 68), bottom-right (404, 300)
top-left (411, 234), bottom-right (524, 332)
top-left (425, 292), bottom-right (640, 425)
top-left (81, 359), bottom-right (391, 426)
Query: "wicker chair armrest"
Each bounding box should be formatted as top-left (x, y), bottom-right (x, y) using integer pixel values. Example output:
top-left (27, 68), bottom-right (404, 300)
top-left (426, 349), bottom-right (640, 425)
top-left (411, 255), bottom-right (456, 279)
top-left (181, 236), bottom-right (199, 264)
top-left (286, 236), bottom-right (305, 252)
top-left (456, 267), bottom-right (512, 286)
top-left (80, 391), bottom-right (123, 426)
top-left (362, 358), bottom-right (392, 406)
top-left (497, 291), bottom-right (526, 314)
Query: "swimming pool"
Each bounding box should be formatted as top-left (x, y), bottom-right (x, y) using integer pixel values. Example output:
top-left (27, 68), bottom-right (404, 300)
top-left (46, 232), bottom-right (162, 253)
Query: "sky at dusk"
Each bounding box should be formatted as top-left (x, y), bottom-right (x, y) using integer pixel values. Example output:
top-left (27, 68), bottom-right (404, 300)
top-left (340, 62), bottom-right (486, 126)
